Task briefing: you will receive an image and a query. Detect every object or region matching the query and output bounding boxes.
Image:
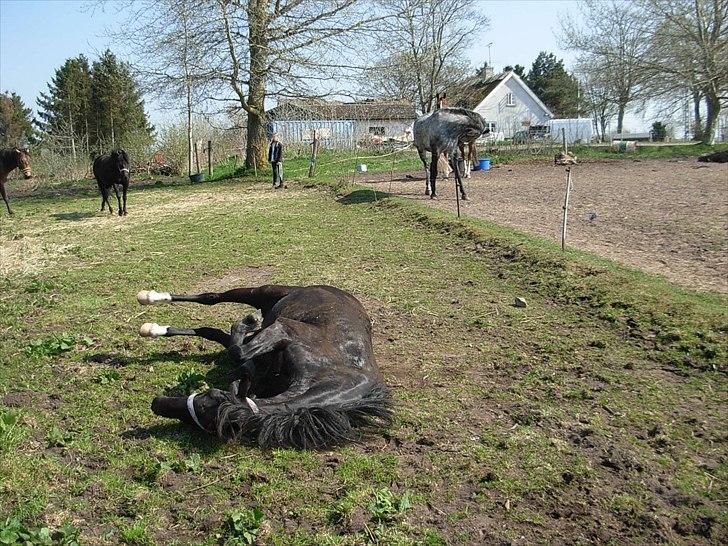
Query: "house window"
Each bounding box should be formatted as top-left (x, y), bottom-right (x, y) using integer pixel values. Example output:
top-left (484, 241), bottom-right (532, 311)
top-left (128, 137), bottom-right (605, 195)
top-left (486, 122), bottom-right (497, 133)
top-left (369, 126), bottom-right (385, 136)
top-left (506, 93), bottom-right (516, 107)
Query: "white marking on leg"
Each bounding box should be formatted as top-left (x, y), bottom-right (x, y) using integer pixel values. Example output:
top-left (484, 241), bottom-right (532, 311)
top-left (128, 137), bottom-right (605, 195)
top-left (137, 290), bottom-right (172, 305)
top-left (139, 322), bottom-right (169, 337)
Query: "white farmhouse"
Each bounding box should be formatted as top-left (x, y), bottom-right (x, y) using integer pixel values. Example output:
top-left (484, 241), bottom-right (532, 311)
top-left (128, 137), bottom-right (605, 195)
top-left (451, 66), bottom-right (554, 140)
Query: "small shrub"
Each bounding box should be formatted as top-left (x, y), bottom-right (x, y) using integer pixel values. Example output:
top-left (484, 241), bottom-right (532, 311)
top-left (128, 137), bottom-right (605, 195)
top-left (25, 333), bottom-right (75, 358)
top-left (131, 459), bottom-right (168, 486)
top-left (170, 453), bottom-right (203, 474)
top-left (0, 517), bottom-right (80, 545)
top-left (368, 488), bottom-right (411, 524)
top-left (223, 508), bottom-right (264, 545)
top-left (651, 121), bottom-right (668, 142)
top-left (165, 370), bottom-right (207, 396)
top-left (94, 369), bottom-right (121, 385)
top-left (119, 522), bottom-right (152, 545)
top-left (47, 425), bottom-right (73, 448)
top-left (0, 409), bottom-right (23, 452)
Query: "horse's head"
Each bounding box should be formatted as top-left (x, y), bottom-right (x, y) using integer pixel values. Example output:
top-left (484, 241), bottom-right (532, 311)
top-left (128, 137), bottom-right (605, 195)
top-left (14, 148), bottom-right (32, 179)
top-left (151, 381), bottom-right (257, 433)
top-left (112, 149), bottom-right (130, 182)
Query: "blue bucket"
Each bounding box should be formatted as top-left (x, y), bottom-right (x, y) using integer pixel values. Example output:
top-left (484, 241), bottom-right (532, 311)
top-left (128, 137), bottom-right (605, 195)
top-left (478, 158), bottom-right (491, 171)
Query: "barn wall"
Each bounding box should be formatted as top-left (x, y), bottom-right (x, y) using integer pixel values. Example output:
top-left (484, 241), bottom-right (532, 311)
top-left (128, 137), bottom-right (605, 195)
top-left (268, 120), bottom-right (355, 149)
top-left (353, 120), bottom-right (414, 141)
top-left (474, 78), bottom-right (552, 139)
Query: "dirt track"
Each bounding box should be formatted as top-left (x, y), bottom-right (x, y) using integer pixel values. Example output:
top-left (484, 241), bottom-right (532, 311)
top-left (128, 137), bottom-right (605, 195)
top-left (362, 157), bottom-right (728, 293)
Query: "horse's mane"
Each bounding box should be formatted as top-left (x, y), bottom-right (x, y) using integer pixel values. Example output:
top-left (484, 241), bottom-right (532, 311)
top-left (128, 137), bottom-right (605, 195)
top-left (214, 383), bottom-right (393, 449)
top-left (440, 107), bottom-right (486, 133)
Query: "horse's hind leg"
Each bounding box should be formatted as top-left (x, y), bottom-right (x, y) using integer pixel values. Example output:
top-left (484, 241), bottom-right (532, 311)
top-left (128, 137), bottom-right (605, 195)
top-left (0, 178), bottom-right (12, 215)
top-left (99, 185), bottom-right (112, 213)
top-left (417, 148), bottom-right (430, 195)
top-left (139, 324), bottom-right (230, 347)
top-left (137, 285), bottom-right (294, 317)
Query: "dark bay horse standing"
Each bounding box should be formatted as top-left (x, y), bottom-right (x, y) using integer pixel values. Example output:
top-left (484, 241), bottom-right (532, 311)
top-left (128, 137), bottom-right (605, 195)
top-left (137, 284), bottom-right (393, 449)
top-left (93, 149), bottom-right (130, 216)
top-left (0, 147), bottom-right (32, 215)
top-left (413, 108), bottom-right (488, 199)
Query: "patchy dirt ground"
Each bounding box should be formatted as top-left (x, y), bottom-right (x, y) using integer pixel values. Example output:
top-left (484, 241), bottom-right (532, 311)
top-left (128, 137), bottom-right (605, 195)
top-left (361, 157), bottom-right (728, 293)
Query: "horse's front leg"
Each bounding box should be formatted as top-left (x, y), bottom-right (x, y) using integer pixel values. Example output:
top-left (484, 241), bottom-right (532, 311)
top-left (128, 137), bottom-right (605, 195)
top-left (451, 150), bottom-right (468, 201)
top-left (122, 182), bottom-right (128, 216)
top-left (112, 184), bottom-right (123, 216)
top-left (0, 178), bottom-right (12, 215)
top-left (429, 151), bottom-right (439, 198)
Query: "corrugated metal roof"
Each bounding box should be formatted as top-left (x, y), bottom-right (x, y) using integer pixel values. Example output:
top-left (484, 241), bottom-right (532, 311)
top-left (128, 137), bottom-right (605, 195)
top-left (268, 99), bottom-right (417, 121)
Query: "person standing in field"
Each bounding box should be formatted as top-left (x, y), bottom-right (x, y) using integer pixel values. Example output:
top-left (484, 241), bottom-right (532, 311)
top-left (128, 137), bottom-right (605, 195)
top-left (268, 133), bottom-right (284, 188)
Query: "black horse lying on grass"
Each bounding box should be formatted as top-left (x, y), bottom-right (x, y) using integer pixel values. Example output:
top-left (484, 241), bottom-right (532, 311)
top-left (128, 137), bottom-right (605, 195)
top-left (93, 149), bottom-right (130, 216)
top-left (137, 284), bottom-right (393, 449)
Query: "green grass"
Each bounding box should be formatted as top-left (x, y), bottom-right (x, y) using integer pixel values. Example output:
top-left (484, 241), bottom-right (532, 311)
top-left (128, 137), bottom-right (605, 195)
top-left (0, 155), bottom-right (726, 544)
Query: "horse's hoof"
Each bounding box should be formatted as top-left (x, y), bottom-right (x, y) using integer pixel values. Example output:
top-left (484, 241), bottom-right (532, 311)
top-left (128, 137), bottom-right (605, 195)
top-left (430, 194), bottom-right (438, 199)
top-left (461, 195), bottom-right (469, 201)
top-left (139, 322), bottom-right (168, 337)
top-left (123, 211), bottom-right (128, 216)
top-left (137, 290), bottom-right (172, 305)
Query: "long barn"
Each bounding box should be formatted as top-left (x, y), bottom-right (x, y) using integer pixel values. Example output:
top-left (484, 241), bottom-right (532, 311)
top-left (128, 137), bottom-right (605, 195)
top-left (267, 99), bottom-right (416, 149)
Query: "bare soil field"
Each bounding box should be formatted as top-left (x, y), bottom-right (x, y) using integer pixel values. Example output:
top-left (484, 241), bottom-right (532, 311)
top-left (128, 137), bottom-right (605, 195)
top-left (362, 157), bottom-right (728, 293)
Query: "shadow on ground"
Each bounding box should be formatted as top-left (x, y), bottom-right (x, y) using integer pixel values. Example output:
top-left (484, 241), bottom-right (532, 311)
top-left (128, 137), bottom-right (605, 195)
top-left (337, 188), bottom-right (393, 205)
top-left (51, 211), bottom-right (97, 222)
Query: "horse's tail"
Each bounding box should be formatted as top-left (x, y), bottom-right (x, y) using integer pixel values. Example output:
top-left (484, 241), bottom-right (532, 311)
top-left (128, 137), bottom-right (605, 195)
top-left (215, 383), bottom-right (393, 449)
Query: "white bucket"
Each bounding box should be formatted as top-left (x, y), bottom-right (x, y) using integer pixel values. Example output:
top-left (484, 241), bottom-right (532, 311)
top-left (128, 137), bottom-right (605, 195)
top-left (356, 164), bottom-right (368, 172)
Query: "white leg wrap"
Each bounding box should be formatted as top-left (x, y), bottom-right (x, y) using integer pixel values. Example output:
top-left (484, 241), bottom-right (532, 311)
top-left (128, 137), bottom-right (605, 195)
top-left (139, 323), bottom-right (169, 337)
top-left (137, 290), bottom-right (172, 305)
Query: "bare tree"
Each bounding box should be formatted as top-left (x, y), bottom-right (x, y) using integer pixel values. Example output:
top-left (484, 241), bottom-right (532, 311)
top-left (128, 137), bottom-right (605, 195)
top-left (638, 0), bottom-right (728, 144)
top-left (576, 57), bottom-right (619, 141)
top-left (117, 0), bottom-right (383, 169)
top-left (559, 0), bottom-right (651, 133)
top-left (363, 0), bottom-right (484, 114)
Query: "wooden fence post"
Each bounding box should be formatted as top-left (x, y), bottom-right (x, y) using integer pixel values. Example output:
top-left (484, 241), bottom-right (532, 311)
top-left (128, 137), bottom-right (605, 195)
top-left (207, 140), bottom-right (212, 177)
top-left (561, 166), bottom-right (572, 251)
top-left (308, 130), bottom-right (319, 178)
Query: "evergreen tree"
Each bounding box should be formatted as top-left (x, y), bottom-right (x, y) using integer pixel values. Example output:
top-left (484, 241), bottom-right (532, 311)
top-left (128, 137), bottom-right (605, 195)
top-left (36, 55), bottom-right (92, 155)
top-left (36, 51), bottom-right (153, 156)
top-left (90, 50), bottom-right (153, 151)
top-left (0, 92), bottom-right (35, 147)
top-left (504, 65), bottom-right (526, 78)
top-left (525, 52), bottom-right (580, 117)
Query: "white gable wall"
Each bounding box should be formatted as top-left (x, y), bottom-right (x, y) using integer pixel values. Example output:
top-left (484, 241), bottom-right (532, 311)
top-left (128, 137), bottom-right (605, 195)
top-left (474, 76), bottom-right (553, 139)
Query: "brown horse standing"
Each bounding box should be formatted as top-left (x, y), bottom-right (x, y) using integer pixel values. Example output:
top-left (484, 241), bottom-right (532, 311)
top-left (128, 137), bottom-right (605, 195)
top-left (0, 147), bottom-right (32, 215)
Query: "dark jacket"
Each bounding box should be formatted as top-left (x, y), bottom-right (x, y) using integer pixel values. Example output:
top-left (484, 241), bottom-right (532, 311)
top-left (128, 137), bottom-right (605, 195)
top-left (268, 141), bottom-right (283, 163)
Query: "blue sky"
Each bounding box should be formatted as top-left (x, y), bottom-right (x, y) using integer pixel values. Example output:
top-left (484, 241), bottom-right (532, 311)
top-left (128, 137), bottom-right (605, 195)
top-left (1, 0), bottom-right (596, 128)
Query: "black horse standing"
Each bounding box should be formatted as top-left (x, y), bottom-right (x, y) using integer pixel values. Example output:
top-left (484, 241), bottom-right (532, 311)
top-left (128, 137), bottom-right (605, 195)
top-left (93, 149), bottom-right (130, 216)
top-left (137, 284), bottom-right (393, 449)
top-left (0, 147), bottom-right (32, 215)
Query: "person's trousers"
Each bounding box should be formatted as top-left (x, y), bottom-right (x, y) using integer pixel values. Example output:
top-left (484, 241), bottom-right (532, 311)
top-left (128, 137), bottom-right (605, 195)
top-left (272, 162), bottom-right (283, 187)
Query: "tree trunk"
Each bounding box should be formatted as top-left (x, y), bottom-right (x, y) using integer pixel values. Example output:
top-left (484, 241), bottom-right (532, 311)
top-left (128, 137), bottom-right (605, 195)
top-left (187, 80), bottom-right (193, 176)
top-left (692, 89), bottom-right (703, 141)
top-left (701, 91), bottom-right (720, 145)
top-left (616, 102), bottom-right (626, 134)
top-left (245, 0), bottom-right (268, 170)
